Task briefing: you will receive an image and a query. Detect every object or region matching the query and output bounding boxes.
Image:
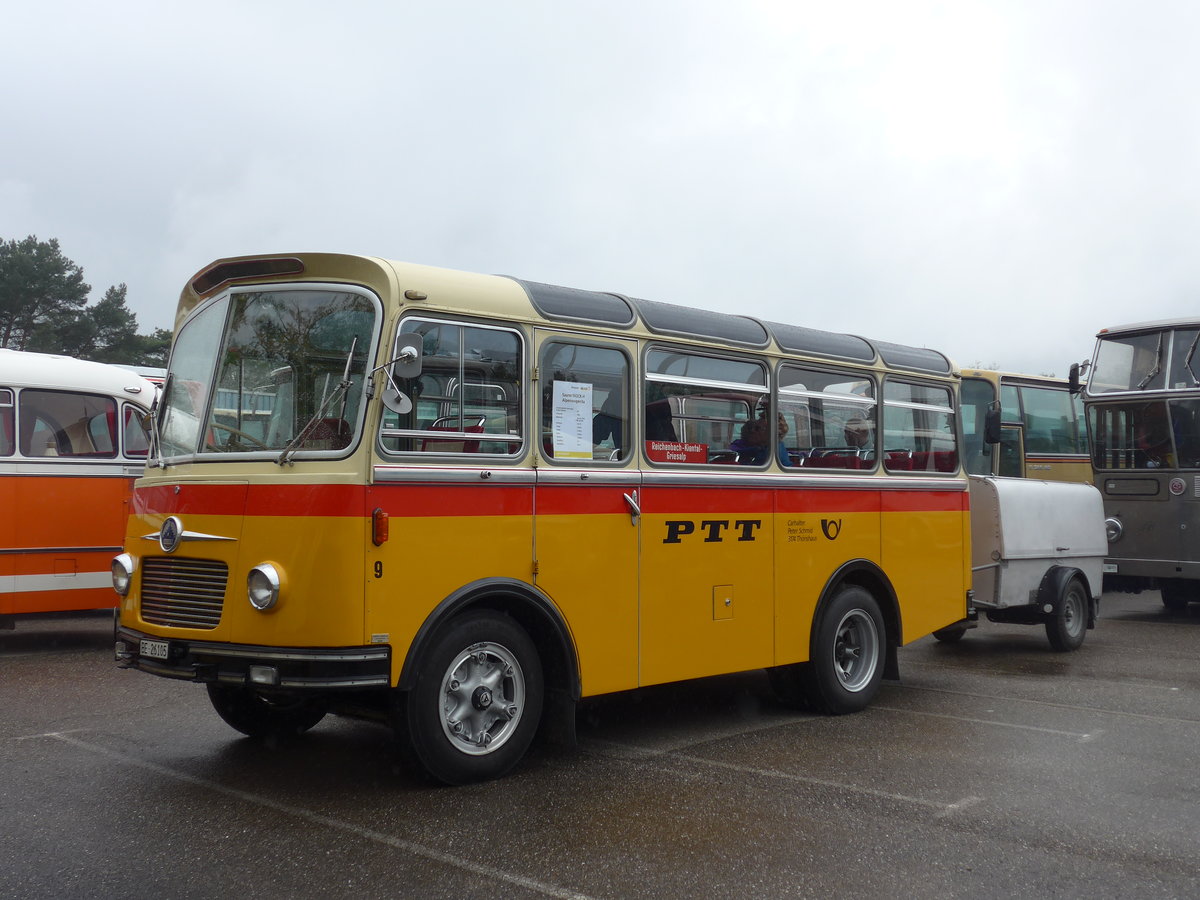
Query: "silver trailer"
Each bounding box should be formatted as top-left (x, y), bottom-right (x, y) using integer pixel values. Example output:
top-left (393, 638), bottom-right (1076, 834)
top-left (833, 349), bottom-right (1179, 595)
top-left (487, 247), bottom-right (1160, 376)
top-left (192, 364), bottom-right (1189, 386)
top-left (935, 475), bottom-right (1107, 650)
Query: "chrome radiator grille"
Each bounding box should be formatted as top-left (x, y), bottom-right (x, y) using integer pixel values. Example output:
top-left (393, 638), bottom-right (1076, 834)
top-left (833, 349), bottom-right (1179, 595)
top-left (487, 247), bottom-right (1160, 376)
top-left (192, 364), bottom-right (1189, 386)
top-left (140, 557), bottom-right (228, 629)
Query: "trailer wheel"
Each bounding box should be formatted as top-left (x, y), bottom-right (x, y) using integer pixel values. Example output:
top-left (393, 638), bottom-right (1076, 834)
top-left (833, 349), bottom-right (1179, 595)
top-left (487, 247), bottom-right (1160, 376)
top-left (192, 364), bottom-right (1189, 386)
top-left (1045, 575), bottom-right (1088, 652)
top-left (801, 586), bottom-right (885, 714)
top-left (206, 684), bottom-right (326, 738)
top-left (401, 611), bottom-right (543, 785)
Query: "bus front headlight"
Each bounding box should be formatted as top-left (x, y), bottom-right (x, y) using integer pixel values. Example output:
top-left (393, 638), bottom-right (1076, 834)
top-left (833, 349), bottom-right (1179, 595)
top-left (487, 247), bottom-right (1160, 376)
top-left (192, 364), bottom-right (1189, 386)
top-left (112, 553), bottom-right (136, 596)
top-left (247, 564), bottom-right (282, 611)
top-left (1105, 517), bottom-right (1124, 543)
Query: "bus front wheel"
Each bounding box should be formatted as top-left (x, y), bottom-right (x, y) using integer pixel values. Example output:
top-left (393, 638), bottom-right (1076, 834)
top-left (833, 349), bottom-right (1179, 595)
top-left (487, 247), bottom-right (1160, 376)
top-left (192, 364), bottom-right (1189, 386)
top-left (802, 586), bottom-right (886, 715)
top-left (206, 684), bottom-right (326, 738)
top-left (401, 611), bottom-right (543, 785)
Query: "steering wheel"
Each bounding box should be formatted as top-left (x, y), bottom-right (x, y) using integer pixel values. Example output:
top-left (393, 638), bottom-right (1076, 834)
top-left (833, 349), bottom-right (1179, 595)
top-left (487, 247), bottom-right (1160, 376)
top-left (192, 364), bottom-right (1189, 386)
top-left (208, 421), bottom-right (269, 451)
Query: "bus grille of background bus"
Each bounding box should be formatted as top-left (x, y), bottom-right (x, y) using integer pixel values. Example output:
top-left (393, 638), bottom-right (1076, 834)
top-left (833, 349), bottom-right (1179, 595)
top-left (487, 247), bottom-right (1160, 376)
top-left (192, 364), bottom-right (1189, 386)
top-left (140, 558), bottom-right (228, 630)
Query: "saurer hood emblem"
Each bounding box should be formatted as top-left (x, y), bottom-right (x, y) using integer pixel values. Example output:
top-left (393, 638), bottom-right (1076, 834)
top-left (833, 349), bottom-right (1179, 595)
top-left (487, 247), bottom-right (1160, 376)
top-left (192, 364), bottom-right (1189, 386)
top-left (142, 517), bottom-right (235, 552)
top-left (159, 516), bottom-right (183, 553)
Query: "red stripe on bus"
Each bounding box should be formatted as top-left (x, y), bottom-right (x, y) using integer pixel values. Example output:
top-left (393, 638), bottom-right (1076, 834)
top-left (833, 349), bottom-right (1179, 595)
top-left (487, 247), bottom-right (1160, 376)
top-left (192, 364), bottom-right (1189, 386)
top-left (132, 480), bottom-right (966, 519)
top-left (133, 483), bottom-right (366, 518)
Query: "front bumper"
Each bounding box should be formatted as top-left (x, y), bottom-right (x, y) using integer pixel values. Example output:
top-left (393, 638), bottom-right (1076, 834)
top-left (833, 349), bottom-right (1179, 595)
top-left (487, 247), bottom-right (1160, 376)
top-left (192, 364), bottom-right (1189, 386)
top-left (115, 625), bottom-right (392, 689)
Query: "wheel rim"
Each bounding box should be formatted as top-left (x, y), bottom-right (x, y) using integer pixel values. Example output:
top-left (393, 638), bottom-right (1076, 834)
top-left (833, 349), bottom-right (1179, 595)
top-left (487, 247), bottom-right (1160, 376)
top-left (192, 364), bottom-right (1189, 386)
top-left (1064, 586), bottom-right (1086, 638)
top-left (439, 640), bottom-right (525, 756)
top-left (832, 609), bottom-right (879, 692)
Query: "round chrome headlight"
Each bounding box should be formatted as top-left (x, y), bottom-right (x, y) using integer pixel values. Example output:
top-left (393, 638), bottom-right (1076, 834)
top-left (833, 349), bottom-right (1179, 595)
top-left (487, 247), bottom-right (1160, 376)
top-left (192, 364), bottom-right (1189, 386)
top-left (247, 564), bottom-right (282, 611)
top-left (112, 553), bottom-right (135, 596)
top-left (1105, 516), bottom-right (1124, 543)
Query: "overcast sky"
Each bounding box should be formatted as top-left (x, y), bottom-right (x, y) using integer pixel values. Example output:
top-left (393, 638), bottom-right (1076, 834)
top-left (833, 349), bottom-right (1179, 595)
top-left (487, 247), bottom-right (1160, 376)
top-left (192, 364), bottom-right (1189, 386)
top-left (3, 1), bottom-right (1197, 375)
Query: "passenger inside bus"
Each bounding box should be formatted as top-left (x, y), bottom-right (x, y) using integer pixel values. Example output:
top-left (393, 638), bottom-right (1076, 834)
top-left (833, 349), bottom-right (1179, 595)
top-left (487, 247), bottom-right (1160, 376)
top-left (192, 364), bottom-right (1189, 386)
top-left (844, 417), bottom-right (872, 450)
top-left (731, 415), bottom-right (791, 466)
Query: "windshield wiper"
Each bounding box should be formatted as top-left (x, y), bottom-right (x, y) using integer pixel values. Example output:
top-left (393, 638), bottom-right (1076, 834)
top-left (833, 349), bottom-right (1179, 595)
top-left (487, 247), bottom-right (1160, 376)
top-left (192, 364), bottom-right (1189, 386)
top-left (1184, 331), bottom-right (1200, 387)
top-left (1137, 333), bottom-right (1164, 390)
top-left (277, 337), bottom-right (358, 467)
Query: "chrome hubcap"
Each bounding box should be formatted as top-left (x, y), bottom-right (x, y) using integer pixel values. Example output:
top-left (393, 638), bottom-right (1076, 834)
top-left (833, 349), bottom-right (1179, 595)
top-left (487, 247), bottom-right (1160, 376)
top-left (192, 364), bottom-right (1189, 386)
top-left (439, 641), bottom-right (524, 756)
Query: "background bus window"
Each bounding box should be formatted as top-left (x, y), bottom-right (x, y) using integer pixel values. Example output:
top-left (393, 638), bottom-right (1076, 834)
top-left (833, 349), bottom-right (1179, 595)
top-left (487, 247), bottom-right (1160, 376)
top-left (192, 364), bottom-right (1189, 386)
top-left (0, 388), bottom-right (12, 456)
top-left (643, 350), bottom-right (767, 465)
top-left (539, 341), bottom-right (629, 461)
top-left (1090, 400), bottom-right (1176, 469)
top-left (960, 377), bottom-right (995, 475)
top-left (17, 390), bottom-right (118, 458)
top-left (123, 403), bottom-right (151, 458)
top-left (382, 320), bottom-right (523, 456)
top-left (778, 366), bottom-right (876, 470)
top-left (882, 381), bottom-right (958, 473)
top-left (1019, 385), bottom-right (1088, 455)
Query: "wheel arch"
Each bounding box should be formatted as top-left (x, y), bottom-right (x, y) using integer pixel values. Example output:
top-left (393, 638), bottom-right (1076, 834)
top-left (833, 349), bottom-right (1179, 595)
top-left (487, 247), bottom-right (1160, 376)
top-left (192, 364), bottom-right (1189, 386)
top-left (396, 577), bottom-right (581, 746)
top-left (817, 559), bottom-right (902, 681)
top-left (1037, 564), bottom-right (1097, 628)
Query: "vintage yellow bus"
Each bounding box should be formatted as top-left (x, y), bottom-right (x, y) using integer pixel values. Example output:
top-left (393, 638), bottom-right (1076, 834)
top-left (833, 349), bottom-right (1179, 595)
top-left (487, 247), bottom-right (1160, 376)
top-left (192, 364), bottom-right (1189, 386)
top-left (960, 369), bottom-right (1090, 482)
top-left (1, 349), bottom-right (154, 627)
top-left (113, 252), bottom-right (972, 783)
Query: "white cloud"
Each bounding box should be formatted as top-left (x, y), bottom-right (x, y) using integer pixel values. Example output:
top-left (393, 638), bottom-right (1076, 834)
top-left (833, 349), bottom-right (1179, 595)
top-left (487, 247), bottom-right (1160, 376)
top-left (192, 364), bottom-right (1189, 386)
top-left (2, 0), bottom-right (1199, 376)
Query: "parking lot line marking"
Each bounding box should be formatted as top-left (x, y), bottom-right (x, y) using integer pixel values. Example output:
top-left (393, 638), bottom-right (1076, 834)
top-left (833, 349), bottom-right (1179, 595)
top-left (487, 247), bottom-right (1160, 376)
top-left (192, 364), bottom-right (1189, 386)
top-left (584, 738), bottom-right (977, 817)
top-left (895, 682), bottom-right (1200, 727)
top-left (42, 731), bottom-right (596, 900)
top-left (873, 705), bottom-right (1094, 740)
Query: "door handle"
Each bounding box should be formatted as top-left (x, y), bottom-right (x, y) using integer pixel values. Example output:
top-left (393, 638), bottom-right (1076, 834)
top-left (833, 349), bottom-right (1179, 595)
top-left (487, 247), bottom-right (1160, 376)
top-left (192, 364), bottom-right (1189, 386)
top-left (622, 490), bottom-right (641, 525)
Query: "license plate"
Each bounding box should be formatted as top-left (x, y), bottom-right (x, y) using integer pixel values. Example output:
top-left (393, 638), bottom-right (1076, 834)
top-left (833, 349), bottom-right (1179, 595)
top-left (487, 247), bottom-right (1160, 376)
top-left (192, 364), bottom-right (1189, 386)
top-left (1102, 563), bottom-right (1118, 574)
top-left (140, 639), bottom-right (170, 660)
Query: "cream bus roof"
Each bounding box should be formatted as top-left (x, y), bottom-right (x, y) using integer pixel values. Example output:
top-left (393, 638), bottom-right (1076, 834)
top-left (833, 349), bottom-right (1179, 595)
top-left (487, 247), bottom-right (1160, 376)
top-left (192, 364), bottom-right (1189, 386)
top-left (0, 348), bottom-right (157, 407)
top-left (182, 252), bottom-right (954, 376)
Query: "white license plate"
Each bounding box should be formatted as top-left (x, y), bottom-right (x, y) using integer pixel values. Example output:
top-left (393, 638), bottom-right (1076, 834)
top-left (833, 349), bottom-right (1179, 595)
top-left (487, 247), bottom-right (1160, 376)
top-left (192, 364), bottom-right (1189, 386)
top-left (140, 639), bottom-right (170, 660)
top-left (1102, 563), bottom-right (1118, 573)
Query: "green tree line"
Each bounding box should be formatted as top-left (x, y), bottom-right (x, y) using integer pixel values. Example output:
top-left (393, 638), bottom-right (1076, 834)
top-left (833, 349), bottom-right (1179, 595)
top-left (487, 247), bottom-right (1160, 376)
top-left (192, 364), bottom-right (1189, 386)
top-left (0, 235), bottom-right (171, 365)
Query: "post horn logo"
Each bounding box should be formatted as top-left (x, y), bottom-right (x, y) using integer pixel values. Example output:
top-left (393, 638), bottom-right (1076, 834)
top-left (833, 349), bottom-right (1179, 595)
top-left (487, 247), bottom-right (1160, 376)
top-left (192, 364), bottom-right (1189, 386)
top-left (159, 516), bottom-right (184, 553)
top-left (820, 518), bottom-right (842, 540)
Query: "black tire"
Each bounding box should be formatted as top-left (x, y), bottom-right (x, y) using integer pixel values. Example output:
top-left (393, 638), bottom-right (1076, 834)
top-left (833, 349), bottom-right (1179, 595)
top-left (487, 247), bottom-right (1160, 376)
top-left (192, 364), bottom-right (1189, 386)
top-left (800, 586), bottom-right (886, 715)
top-left (1045, 575), bottom-right (1089, 652)
top-left (401, 611), bottom-right (543, 785)
top-left (1160, 580), bottom-right (1194, 612)
top-left (206, 684), bottom-right (326, 738)
top-left (933, 624), bottom-right (968, 643)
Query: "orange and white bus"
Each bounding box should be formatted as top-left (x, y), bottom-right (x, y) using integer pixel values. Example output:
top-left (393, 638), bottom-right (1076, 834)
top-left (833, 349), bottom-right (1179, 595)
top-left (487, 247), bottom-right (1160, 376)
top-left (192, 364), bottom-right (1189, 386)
top-left (1, 349), bottom-right (154, 628)
top-left (960, 369), bottom-right (1090, 482)
top-left (112, 252), bottom-right (978, 783)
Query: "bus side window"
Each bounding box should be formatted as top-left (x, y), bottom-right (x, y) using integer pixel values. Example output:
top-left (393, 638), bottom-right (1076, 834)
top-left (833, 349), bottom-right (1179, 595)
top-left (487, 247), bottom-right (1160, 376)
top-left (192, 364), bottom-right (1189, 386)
top-left (18, 389), bottom-right (118, 459)
top-left (882, 380), bottom-right (959, 473)
top-left (0, 388), bottom-right (13, 456)
top-left (778, 365), bottom-right (876, 470)
top-left (538, 340), bottom-right (629, 462)
top-left (643, 349), bottom-right (767, 466)
top-left (383, 319), bottom-right (524, 457)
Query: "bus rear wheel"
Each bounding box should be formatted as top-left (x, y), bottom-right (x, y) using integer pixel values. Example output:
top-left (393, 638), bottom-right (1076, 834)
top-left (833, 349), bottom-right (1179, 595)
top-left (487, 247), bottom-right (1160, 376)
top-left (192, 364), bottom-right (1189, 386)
top-left (1160, 579), bottom-right (1195, 612)
top-left (206, 684), bottom-right (326, 738)
top-left (801, 586), bottom-right (885, 715)
top-left (401, 611), bottom-right (543, 785)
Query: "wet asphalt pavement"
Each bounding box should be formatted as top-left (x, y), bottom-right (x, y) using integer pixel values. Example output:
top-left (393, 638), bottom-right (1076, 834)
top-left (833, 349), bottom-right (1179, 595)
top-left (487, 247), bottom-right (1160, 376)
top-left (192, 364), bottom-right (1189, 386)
top-left (3, 593), bottom-right (1199, 899)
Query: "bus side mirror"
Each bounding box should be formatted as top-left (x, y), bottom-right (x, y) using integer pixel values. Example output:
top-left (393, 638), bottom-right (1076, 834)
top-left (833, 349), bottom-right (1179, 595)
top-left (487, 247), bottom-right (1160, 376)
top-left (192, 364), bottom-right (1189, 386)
top-left (1068, 362), bottom-right (1082, 395)
top-left (984, 407), bottom-right (1002, 444)
top-left (381, 337), bottom-right (423, 415)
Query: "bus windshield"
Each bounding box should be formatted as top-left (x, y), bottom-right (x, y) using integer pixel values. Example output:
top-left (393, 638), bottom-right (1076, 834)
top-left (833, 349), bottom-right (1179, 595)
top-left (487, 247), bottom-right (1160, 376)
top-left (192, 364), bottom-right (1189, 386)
top-left (158, 289), bottom-right (377, 459)
top-left (1090, 327), bottom-right (1200, 393)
